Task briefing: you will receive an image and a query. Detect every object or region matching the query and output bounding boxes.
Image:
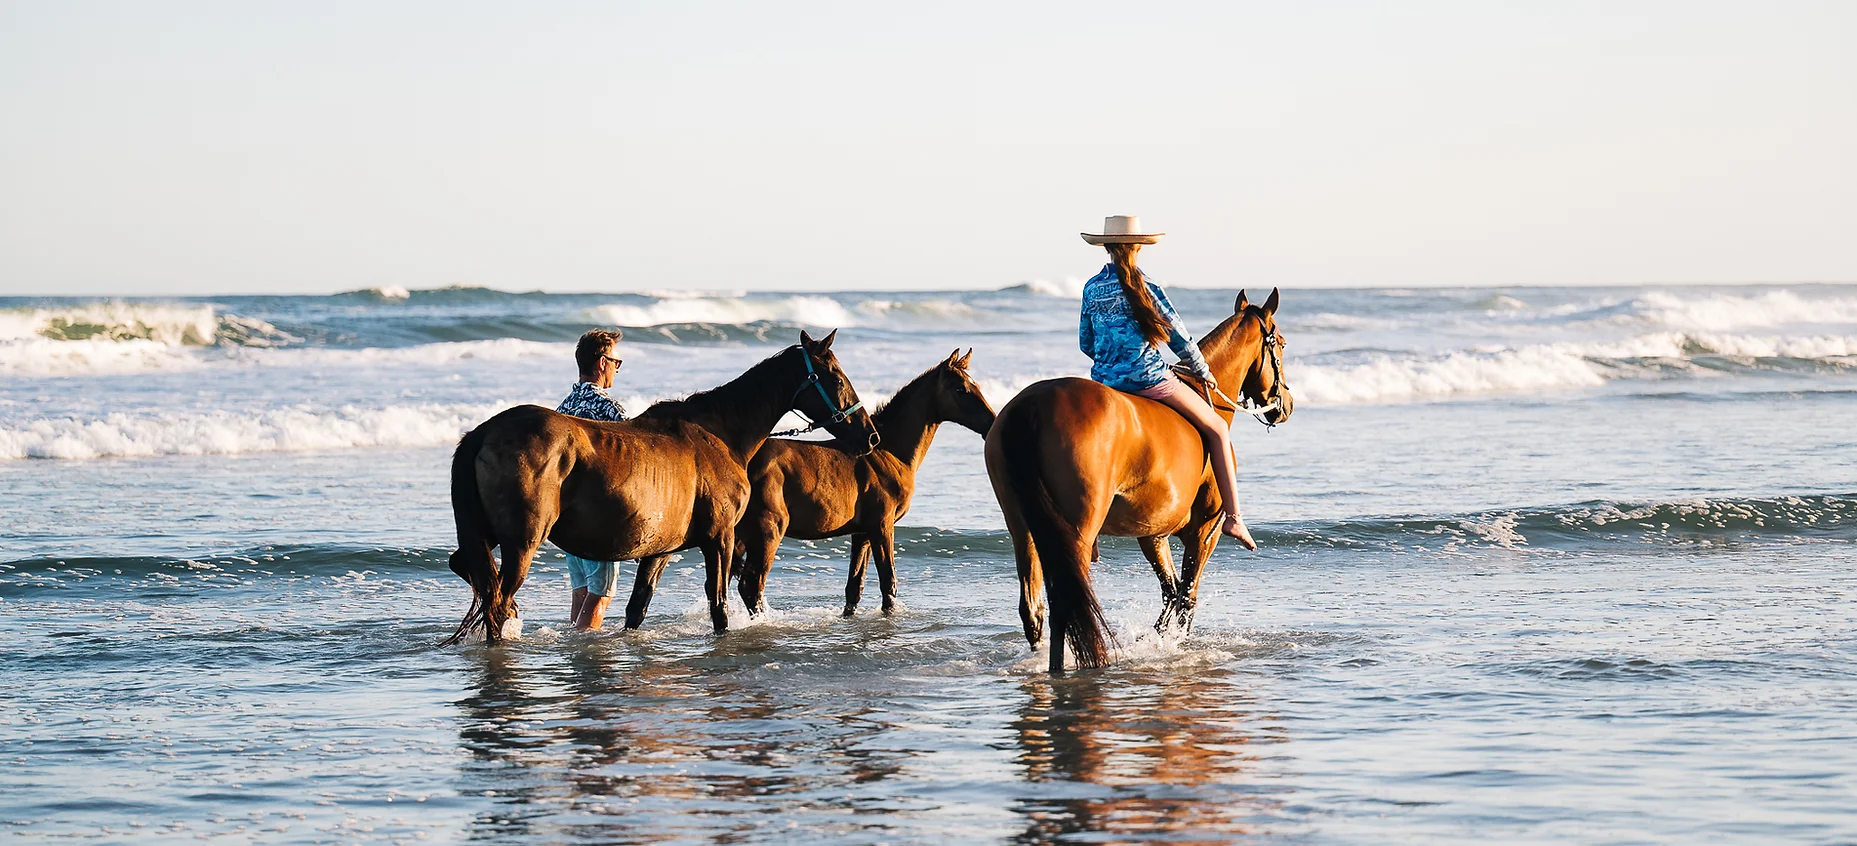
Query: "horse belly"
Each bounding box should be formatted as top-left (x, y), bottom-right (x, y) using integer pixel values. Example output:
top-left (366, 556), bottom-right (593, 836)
top-left (559, 473), bottom-right (698, 560)
top-left (1101, 458), bottom-right (1204, 538)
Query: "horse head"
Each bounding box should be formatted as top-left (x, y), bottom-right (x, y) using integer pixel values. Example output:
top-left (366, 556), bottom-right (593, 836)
top-left (1205, 288), bottom-right (1294, 426)
top-left (933, 347), bottom-right (997, 436)
top-left (796, 329), bottom-right (881, 455)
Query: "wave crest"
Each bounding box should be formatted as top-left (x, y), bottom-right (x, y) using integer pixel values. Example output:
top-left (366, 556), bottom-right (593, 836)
top-left (0, 403), bottom-right (500, 460)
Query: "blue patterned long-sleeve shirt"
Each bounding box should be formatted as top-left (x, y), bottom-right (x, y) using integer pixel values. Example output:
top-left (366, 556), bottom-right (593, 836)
top-left (1079, 264), bottom-right (1215, 392)
top-left (557, 382), bottom-right (626, 421)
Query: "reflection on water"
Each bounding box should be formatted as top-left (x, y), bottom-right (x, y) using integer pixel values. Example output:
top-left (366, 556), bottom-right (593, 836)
top-left (1010, 670), bottom-right (1290, 843)
top-left (448, 639), bottom-right (1291, 842)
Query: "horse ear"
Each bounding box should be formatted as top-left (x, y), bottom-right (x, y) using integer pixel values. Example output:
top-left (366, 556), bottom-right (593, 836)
top-left (1234, 290), bottom-right (1249, 313)
top-left (1263, 287), bottom-right (1280, 317)
top-left (820, 328), bottom-right (838, 349)
top-left (799, 329), bottom-right (816, 347)
top-left (959, 348), bottom-right (974, 368)
top-left (945, 348), bottom-right (961, 366)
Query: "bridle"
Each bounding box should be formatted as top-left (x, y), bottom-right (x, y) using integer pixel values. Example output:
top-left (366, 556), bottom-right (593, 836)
top-left (770, 345), bottom-right (866, 438)
top-left (1206, 322), bottom-right (1287, 429)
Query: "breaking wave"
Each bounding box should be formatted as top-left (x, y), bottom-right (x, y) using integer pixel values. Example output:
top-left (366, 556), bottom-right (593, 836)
top-left (1292, 332), bottom-right (1857, 404)
top-left (0, 403), bottom-right (503, 460)
top-left (0, 302), bottom-right (295, 347)
top-left (1632, 290), bottom-right (1857, 332)
top-left (584, 295), bottom-right (862, 329)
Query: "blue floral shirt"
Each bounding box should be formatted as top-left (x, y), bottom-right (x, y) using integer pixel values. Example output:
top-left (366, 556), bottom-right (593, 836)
top-left (1079, 265), bottom-right (1215, 392)
top-left (557, 382), bottom-right (626, 421)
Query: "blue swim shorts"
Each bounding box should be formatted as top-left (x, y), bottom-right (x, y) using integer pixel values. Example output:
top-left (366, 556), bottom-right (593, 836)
top-left (565, 553), bottom-right (619, 598)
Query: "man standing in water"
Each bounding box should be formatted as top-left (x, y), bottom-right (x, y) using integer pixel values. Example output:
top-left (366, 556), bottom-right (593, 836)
top-left (558, 329), bottom-right (627, 630)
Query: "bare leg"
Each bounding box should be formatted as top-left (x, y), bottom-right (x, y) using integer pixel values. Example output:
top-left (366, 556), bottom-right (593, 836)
top-left (623, 554), bottom-right (673, 630)
top-left (574, 593), bottom-right (612, 630)
top-left (1148, 384), bottom-right (1257, 550)
top-left (843, 534), bottom-right (872, 616)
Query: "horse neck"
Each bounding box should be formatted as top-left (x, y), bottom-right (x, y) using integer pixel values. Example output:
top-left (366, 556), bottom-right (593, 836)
top-left (873, 376), bottom-right (940, 469)
top-left (1198, 316), bottom-right (1261, 419)
top-left (672, 353), bottom-right (797, 462)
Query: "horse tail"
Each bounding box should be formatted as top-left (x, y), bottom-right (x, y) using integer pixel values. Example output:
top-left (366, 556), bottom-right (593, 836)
top-left (997, 409), bottom-right (1114, 669)
top-left (442, 423), bottom-right (499, 646)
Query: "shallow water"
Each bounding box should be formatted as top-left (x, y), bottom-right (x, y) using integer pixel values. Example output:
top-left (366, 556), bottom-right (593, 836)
top-left (4, 283), bottom-right (1856, 842)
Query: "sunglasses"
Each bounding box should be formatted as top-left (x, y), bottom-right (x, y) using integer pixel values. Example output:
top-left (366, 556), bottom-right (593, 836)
top-left (603, 355), bottom-right (623, 368)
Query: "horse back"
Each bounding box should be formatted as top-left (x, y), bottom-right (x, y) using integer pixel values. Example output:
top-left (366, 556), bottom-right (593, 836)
top-left (988, 377), bottom-right (1212, 537)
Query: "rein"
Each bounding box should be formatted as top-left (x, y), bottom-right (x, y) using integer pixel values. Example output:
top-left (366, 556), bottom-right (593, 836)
top-left (1189, 325), bottom-right (1286, 428)
top-left (769, 346), bottom-right (865, 438)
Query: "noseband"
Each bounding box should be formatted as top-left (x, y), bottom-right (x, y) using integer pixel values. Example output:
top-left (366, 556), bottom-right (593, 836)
top-left (770, 346), bottom-right (866, 438)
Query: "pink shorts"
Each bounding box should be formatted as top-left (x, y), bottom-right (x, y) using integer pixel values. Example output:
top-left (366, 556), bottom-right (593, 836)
top-left (1131, 372), bottom-right (1195, 402)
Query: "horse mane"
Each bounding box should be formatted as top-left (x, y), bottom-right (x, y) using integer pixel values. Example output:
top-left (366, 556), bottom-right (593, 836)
top-left (872, 363), bottom-right (942, 427)
top-left (638, 345), bottom-right (795, 422)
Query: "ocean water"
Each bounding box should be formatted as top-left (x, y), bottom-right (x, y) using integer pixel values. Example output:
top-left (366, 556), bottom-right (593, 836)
top-left (3, 282), bottom-right (1854, 843)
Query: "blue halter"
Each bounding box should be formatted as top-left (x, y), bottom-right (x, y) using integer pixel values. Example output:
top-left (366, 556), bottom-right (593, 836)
top-left (771, 345), bottom-right (864, 437)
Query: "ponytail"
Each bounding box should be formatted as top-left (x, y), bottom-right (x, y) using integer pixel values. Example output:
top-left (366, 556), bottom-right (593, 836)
top-left (1108, 243), bottom-right (1169, 346)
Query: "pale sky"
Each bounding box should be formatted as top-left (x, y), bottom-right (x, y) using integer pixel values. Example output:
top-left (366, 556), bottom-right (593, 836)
top-left (2, 0), bottom-right (1853, 296)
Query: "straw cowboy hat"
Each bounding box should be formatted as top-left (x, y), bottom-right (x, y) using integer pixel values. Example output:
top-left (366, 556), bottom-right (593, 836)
top-left (1081, 215), bottom-right (1165, 246)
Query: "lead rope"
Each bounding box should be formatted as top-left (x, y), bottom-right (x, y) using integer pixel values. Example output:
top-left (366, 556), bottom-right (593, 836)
top-left (769, 347), bottom-right (865, 438)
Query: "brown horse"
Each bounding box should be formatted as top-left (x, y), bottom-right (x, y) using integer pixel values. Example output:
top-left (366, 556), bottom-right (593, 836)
top-left (733, 349), bottom-right (997, 617)
top-left (985, 289), bottom-right (1293, 673)
top-left (444, 330), bottom-right (878, 644)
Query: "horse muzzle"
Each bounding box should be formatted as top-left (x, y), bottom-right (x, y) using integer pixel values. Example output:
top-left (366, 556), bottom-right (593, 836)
top-left (1266, 391), bottom-right (1294, 425)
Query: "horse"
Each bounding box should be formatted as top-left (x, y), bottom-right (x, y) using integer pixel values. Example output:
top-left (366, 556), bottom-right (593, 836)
top-left (444, 329), bottom-right (878, 644)
top-left (984, 289), bottom-right (1293, 674)
top-left (732, 349), bottom-right (997, 617)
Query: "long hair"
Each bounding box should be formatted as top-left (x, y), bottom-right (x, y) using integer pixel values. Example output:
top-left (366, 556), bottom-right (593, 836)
top-left (1106, 243), bottom-right (1169, 346)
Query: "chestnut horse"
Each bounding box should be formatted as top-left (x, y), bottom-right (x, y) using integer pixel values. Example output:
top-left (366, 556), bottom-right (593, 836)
top-left (444, 330), bottom-right (878, 644)
top-left (733, 349), bottom-right (997, 617)
top-left (985, 290), bottom-right (1293, 673)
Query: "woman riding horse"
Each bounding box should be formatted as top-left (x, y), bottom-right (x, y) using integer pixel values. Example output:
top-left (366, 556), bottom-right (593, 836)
top-left (986, 215), bottom-right (1293, 674)
top-left (1078, 215), bottom-right (1256, 547)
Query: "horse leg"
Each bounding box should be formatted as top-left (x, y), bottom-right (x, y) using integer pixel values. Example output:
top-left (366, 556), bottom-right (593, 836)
top-left (1138, 535), bottom-right (1183, 633)
top-left (1175, 518), bottom-right (1223, 632)
top-left (872, 524), bottom-right (900, 615)
top-left (843, 533), bottom-right (872, 617)
top-left (488, 534), bottom-right (543, 642)
top-left (624, 554), bottom-right (672, 630)
top-left (703, 531), bottom-right (736, 633)
top-left (737, 513), bottom-right (784, 616)
top-left (1006, 519), bottom-right (1045, 647)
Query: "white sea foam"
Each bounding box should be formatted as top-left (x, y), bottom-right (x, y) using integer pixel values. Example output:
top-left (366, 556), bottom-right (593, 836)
top-left (1, 302), bottom-right (221, 344)
top-left (0, 337), bottom-right (205, 376)
top-left (0, 403), bottom-right (502, 460)
top-left (584, 295), bottom-right (861, 328)
top-left (1293, 344), bottom-right (1609, 404)
top-left (1632, 290), bottom-right (1857, 332)
top-left (238, 338), bottom-right (568, 368)
top-left (1290, 331), bottom-right (1857, 405)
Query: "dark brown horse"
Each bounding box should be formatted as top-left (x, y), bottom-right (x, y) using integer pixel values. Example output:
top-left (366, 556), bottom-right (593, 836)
top-left (445, 330), bottom-right (878, 644)
top-left (733, 349), bottom-right (997, 617)
top-left (985, 289), bottom-right (1293, 673)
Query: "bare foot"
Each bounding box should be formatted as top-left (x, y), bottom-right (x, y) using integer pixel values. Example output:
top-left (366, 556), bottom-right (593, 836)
top-left (1222, 514), bottom-right (1258, 551)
